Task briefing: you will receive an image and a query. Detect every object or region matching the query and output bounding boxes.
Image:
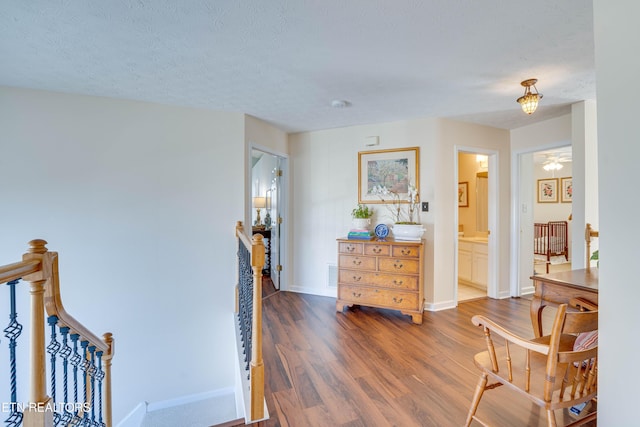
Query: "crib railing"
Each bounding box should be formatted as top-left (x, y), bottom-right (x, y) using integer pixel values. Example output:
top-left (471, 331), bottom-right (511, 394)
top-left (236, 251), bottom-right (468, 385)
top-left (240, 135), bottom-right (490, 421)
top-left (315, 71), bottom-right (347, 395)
top-left (234, 222), bottom-right (266, 423)
top-left (0, 240), bottom-right (114, 427)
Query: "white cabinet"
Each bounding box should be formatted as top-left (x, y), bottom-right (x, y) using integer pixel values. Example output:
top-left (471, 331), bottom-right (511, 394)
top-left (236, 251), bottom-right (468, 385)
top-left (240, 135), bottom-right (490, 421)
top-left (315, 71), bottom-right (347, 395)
top-left (458, 241), bottom-right (473, 283)
top-left (458, 239), bottom-right (488, 289)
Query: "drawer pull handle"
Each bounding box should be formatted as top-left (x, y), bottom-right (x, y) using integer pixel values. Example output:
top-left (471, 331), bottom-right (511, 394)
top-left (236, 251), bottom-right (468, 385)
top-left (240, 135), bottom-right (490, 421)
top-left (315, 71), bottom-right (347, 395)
top-left (401, 248), bottom-right (411, 256)
top-left (393, 261), bottom-right (404, 270)
top-left (352, 275), bottom-right (362, 282)
top-left (347, 245), bottom-right (355, 252)
top-left (392, 297), bottom-right (404, 304)
top-left (352, 292), bottom-right (362, 298)
top-left (373, 247), bottom-right (382, 254)
top-left (352, 259), bottom-right (362, 266)
top-left (393, 279), bottom-right (404, 286)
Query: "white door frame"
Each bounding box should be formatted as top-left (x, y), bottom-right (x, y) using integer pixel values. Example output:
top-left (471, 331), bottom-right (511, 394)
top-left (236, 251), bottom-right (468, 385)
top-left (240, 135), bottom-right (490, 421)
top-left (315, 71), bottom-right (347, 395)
top-left (249, 143), bottom-right (289, 291)
top-left (454, 146), bottom-right (499, 302)
top-left (510, 142), bottom-right (571, 297)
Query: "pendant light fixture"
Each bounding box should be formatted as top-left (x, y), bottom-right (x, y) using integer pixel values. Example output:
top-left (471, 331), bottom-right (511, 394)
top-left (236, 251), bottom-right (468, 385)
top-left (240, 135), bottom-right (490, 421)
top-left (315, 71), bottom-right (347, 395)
top-left (517, 79), bottom-right (543, 115)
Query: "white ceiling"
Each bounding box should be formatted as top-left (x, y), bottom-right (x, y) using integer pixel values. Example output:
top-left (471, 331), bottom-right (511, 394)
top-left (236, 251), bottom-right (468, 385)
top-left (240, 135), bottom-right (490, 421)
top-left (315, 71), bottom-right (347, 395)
top-left (0, 1), bottom-right (595, 134)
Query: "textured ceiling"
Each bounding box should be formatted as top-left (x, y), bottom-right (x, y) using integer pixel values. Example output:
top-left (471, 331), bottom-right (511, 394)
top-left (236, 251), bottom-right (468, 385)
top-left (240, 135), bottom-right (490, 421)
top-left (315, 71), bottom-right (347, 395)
top-left (0, 1), bottom-right (595, 133)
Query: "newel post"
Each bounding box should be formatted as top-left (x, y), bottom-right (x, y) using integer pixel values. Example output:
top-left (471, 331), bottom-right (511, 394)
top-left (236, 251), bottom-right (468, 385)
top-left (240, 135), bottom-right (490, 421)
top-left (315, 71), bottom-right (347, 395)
top-left (103, 332), bottom-right (115, 427)
top-left (250, 233), bottom-right (265, 420)
top-left (22, 239), bottom-right (54, 427)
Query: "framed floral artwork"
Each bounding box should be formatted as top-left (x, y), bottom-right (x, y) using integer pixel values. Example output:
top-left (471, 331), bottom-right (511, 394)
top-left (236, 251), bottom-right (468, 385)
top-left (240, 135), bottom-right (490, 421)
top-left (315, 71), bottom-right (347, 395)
top-left (537, 178), bottom-right (559, 203)
top-left (561, 177), bottom-right (573, 203)
top-left (458, 182), bottom-right (469, 207)
top-left (358, 147), bottom-right (419, 204)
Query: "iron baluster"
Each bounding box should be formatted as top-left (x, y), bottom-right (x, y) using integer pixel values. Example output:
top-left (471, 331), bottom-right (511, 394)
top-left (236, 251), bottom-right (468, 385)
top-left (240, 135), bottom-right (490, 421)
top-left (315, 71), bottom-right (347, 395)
top-left (69, 334), bottom-right (82, 422)
top-left (80, 340), bottom-right (90, 424)
top-left (96, 350), bottom-right (105, 427)
top-left (59, 326), bottom-right (74, 426)
top-left (88, 345), bottom-right (97, 426)
top-left (237, 241), bottom-right (253, 379)
top-left (4, 279), bottom-right (23, 427)
top-left (47, 315), bottom-right (62, 425)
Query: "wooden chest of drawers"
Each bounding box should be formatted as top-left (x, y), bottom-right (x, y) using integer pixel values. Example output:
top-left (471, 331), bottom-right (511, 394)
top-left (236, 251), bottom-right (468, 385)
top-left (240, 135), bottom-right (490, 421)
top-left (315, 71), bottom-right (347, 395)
top-left (336, 238), bottom-right (425, 324)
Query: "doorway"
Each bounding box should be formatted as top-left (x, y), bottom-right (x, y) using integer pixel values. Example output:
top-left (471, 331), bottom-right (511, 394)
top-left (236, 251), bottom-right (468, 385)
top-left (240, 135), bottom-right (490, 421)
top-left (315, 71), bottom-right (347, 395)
top-left (251, 148), bottom-right (287, 291)
top-left (513, 145), bottom-right (573, 295)
top-left (456, 151), bottom-right (491, 302)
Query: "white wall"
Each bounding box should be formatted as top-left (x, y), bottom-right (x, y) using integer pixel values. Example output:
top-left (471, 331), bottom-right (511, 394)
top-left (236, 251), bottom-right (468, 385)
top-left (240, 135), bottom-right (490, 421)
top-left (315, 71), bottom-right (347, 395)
top-left (288, 117), bottom-right (510, 308)
top-left (571, 101), bottom-right (599, 268)
top-left (511, 115), bottom-right (572, 293)
top-left (533, 163), bottom-right (573, 224)
top-left (0, 86), bottom-right (245, 423)
top-left (593, 1), bottom-right (640, 424)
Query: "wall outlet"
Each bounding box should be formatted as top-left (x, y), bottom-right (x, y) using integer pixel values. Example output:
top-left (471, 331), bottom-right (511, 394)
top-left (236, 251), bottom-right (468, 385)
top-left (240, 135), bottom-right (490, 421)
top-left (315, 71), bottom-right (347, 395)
top-left (421, 202), bottom-right (429, 212)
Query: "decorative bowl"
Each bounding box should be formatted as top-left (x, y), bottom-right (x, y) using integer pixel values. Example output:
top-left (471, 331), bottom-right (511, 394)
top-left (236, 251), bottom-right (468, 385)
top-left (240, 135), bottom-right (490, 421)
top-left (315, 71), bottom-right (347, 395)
top-left (391, 224), bottom-right (425, 241)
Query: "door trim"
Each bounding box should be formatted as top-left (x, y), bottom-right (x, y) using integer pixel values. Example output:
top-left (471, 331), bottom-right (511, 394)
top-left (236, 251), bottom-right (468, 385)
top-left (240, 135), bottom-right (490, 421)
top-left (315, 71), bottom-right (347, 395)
top-left (249, 143), bottom-right (289, 291)
top-left (454, 146), bottom-right (499, 302)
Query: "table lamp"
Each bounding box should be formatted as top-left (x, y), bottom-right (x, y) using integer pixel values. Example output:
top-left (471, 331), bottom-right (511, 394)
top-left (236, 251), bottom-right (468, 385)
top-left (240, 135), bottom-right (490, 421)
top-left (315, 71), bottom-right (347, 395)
top-left (253, 196), bottom-right (266, 227)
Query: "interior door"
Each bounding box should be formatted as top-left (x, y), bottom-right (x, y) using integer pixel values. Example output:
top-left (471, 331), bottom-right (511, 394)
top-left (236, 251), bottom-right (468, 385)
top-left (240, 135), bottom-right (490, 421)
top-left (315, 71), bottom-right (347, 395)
top-left (251, 148), bottom-right (284, 290)
top-left (269, 157), bottom-right (282, 289)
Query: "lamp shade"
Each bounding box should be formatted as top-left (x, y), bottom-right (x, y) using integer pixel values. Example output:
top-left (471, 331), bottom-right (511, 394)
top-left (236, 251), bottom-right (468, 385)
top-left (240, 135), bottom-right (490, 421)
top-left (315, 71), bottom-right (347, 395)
top-left (518, 93), bottom-right (540, 115)
top-left (516, 79), bottom-right (543, 115)
top-left (253, 196), bottom-right (267, 209)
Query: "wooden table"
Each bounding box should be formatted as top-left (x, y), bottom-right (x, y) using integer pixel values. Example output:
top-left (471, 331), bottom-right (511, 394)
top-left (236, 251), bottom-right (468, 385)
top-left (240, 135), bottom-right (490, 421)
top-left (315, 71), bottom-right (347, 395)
top-left (529, 268), bottom-right (598, 337)
top-left (252, 227), bottom-right (271, 275)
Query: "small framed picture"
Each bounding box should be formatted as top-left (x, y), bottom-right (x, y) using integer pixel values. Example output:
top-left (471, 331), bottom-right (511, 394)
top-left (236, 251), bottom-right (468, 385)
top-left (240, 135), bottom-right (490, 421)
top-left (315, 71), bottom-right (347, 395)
top-left (458, 182), bottom-right (469, 207)
top-left (537, 178), bottom-right (559, 203)
top-left (561, 177), bottom-right (572, 203)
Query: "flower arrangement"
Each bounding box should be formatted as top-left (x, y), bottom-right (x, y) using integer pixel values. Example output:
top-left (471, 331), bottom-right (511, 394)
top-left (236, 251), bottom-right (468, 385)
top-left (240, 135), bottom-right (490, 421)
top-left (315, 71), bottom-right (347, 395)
top-left (370, 184), bottom-right (420, 224)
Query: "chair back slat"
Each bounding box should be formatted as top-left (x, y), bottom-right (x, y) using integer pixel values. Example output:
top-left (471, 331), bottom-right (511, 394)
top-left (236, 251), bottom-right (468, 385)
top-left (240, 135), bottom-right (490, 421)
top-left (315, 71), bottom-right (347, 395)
top-left (562, 310), bottom-right (598, 335)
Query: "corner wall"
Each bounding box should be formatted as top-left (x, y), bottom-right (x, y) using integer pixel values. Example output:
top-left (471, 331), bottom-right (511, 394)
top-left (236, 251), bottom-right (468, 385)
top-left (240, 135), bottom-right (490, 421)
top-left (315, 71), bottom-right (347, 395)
top-left (288, 117), bottom-right (510, 308)
top-left (0, 86), bottom-right (245, 423)
top-left (593, 0), bottom-right (640, 423)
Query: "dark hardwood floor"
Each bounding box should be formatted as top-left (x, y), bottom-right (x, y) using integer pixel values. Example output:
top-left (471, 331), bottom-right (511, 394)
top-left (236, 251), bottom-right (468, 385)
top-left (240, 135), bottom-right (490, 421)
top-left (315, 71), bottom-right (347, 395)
top-left (261, 292), bottom-right (595, 427)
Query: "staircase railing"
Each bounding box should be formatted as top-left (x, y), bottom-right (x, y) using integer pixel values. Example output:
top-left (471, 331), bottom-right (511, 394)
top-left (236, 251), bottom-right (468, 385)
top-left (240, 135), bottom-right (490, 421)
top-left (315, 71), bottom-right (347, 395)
top-left (0, 239), bottom-right (114, 427)
top-left (234, 222), bottom-right (266, 423)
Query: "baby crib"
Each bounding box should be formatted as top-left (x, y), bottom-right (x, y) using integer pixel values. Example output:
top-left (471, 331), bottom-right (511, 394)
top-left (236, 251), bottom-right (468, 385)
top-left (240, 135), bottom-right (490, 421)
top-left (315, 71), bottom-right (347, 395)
top-left (534, 220), bottom-right (569, 273)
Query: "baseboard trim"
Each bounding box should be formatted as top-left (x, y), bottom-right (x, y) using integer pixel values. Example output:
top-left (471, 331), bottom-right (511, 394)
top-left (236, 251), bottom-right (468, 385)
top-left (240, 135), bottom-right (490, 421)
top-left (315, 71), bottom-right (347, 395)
top-left (116, 387), bottom-right (236, 427)
top-left (288, 285), bottom-right (337, 298)
top-left (115, 402), bottom-right (147, 427)
top-left (146, 387), bottom-right (235, 412)
top-left (424, 300), bottom-right (457, 311)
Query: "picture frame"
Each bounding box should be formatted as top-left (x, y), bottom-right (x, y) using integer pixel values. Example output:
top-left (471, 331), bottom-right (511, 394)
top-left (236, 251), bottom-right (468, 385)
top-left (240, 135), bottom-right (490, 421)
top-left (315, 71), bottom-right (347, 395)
top-left (458, 182), bottom-right (469, 207)
top-left (561, 177), bottom-right (573, 203)
top-left (537, 178), bottom-right (559, 203)
top-left (358, 147), bottom-right (419, 204)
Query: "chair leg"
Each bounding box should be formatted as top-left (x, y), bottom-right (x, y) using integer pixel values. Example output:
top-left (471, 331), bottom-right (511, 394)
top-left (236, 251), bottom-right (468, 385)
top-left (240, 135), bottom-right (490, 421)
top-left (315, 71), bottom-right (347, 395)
top-left (465, 373), bottom-right (488, 427)
top-left (546, 409), bottom-right (557, 427)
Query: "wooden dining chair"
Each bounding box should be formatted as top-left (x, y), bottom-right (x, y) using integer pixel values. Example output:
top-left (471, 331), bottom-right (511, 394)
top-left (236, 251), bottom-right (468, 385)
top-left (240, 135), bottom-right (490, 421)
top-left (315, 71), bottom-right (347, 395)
top-left (465, 303), bottom-right (598, 426)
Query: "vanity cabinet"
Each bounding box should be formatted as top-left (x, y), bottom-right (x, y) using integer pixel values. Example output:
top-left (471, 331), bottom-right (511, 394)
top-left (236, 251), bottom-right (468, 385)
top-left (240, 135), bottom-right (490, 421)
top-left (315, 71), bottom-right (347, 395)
top-left (458, 239), bottom-right (488, 289)
top-left (336, 238), bottom-right (424, 324)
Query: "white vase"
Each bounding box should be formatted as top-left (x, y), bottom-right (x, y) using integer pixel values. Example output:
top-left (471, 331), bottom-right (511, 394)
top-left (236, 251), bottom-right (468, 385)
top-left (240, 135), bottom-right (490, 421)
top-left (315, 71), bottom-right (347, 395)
top-left (391, 224), bottom-right (425, 241)
top-left (352, 218), bottom-right (371, 230)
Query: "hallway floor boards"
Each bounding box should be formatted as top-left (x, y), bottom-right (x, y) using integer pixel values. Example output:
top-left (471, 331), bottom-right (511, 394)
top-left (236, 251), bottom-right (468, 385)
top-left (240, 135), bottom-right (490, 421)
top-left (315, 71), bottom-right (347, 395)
top-left (261, 292), bottom-right (595, 427)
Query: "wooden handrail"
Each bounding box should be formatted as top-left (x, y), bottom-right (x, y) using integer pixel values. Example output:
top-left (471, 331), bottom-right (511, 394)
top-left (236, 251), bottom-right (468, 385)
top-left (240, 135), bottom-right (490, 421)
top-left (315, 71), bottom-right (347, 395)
top-left (42, 251), bottom-right (109, 352)
top-left (0, 259), bottom-right (41, 284)
top-left (1, 239), bottom-right (114, 427)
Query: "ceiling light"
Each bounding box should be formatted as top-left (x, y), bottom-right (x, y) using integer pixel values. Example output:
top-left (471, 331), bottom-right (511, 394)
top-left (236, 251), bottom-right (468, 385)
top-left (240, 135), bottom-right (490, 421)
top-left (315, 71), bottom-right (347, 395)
top-left (331, 100), bottom-right (350, 108)
top-left (543, 162), bottom-right (563, 171)
top-left (516, 79), bottom-right (543, 115)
